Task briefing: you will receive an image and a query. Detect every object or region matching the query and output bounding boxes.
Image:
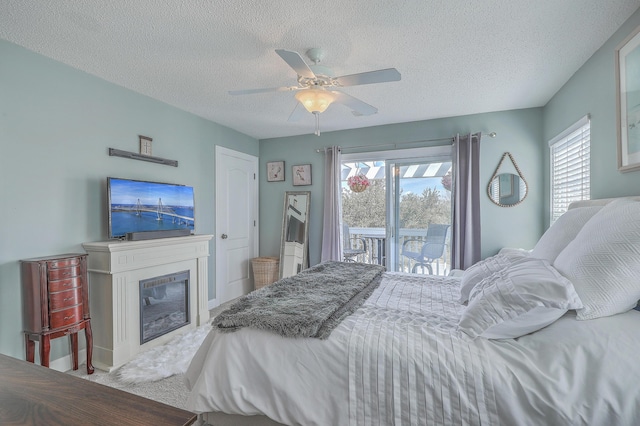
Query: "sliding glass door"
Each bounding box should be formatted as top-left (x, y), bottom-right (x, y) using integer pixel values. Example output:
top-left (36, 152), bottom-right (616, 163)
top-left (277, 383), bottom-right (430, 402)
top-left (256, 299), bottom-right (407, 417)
top-left (341, 146), bottom-right (452, 275)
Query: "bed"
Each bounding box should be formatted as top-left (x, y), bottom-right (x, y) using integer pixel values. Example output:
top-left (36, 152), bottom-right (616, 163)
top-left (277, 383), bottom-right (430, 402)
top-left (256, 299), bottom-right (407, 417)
top-left (185, 197), bottom-right (640, 426)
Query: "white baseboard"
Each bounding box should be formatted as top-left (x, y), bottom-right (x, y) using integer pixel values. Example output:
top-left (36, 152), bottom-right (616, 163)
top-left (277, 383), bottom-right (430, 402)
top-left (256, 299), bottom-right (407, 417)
top-left (208, 298), bottom-right (219, 311)
top-left (49, 348), bottom-right (88, 373)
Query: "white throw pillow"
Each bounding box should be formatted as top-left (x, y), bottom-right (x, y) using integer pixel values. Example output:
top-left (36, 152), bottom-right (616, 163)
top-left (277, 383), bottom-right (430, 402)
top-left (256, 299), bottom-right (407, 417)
top-left (459, 250), bottom-right (528, 304)
top-left (458, 257), bottom-right (582, 339)
top-left (531, 206), bottom-right (603, 263)
top-left (553, 198), bottom-right (640, 320)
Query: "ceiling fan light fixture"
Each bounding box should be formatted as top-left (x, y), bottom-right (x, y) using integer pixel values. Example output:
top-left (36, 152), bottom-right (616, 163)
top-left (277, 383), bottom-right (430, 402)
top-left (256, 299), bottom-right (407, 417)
top-left (295, 88), bottom-right (334, 113)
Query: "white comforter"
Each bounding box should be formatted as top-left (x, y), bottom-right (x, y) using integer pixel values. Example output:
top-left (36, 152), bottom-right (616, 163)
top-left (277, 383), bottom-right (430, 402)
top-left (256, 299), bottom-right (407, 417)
top-left (185, 272), bottom-right (640, 426)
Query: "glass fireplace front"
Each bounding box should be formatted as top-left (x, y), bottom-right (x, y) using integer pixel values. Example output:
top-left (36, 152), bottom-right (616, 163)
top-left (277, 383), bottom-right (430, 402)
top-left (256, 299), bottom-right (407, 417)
top-left (139, 270), bottom-right (190, 344)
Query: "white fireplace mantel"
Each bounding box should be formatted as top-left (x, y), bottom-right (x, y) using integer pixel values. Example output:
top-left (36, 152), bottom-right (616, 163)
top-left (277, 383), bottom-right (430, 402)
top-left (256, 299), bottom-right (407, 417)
top-left (83, 234), bottom-right (213, 371)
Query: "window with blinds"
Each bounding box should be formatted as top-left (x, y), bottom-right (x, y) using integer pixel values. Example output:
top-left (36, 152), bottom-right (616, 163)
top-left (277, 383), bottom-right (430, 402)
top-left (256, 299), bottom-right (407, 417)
top-left (549, 115), bottom-right (590, 223)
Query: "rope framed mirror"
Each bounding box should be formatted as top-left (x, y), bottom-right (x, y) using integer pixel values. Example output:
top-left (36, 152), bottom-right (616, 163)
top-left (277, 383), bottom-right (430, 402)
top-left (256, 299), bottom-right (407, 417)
top-left (487, 152), bottom-right (528, 207)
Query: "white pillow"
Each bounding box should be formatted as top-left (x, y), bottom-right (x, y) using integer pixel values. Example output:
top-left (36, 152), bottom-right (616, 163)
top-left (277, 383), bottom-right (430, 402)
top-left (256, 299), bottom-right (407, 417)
top-left (531, 206), bottom-right (603, 263)
top-left (458, 257), bottom-right (582, 339)
top-left (459, 250), bottom-right (528, 304)
top-left (554, 198), bottom-right (640, 320)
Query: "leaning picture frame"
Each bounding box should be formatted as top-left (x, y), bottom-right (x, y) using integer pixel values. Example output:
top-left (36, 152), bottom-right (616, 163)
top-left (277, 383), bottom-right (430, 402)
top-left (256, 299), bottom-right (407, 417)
top-left (292, 164), bottom-right (312, 186)
top-left (616, 24), bottom-right (640, 172)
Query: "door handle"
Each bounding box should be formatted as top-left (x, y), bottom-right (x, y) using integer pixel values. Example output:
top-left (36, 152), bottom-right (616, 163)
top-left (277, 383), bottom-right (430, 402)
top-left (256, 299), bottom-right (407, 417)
top-left (221, 234), bottom-right (228, 239)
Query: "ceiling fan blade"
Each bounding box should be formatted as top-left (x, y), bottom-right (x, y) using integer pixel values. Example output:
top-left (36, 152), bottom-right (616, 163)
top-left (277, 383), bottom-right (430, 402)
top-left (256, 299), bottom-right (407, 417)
top-left (287, 102), bottom-right (307, 122)
top-left (330, 90), bottom-right (378, 116)
top-left (333, 68), bottom-right (401, 87)
top-left (275, 49), bottom-right (316, 79)
top-left (228, 86), bottom-right (300, 95)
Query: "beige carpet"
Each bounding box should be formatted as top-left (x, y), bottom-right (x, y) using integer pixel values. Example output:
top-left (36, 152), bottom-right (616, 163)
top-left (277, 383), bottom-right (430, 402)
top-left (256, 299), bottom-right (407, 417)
top-left (67, 300), bottom-right (237, 416)
top-left (68, 368), bottom-right (194, 410)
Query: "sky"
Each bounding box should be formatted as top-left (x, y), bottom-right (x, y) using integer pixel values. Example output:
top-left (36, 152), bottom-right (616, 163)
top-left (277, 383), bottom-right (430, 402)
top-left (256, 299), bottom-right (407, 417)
top-left (109, 178), bottom-right (194, 206)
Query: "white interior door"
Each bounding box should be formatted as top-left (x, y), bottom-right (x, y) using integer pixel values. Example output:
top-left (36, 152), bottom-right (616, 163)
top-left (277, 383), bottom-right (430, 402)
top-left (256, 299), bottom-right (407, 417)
top-left (215, 146), bottom-right (258, 305)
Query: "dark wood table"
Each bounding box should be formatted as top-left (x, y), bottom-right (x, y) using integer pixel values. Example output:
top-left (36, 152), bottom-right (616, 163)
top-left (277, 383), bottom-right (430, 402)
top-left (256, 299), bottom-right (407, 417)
top-left (0, 354), bottom-right (197, 425)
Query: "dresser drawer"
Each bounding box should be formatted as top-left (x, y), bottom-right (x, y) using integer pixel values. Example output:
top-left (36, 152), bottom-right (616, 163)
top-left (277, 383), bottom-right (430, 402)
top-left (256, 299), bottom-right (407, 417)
top-left (48, 265), bottom-right (80, 281)
top-left (50, 305), bottom-right (83, 329)
top-left (48, 276), bottom-right (82, 293)
top-left (48, 257), bottom-right (81, 270)
top-left (49, 287), bottom-right (82, 311)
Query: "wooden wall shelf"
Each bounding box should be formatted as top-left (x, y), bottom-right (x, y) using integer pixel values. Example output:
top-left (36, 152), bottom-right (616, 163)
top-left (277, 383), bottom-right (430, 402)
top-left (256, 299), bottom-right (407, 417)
top-left (108, 148), bottom-right (178, 167)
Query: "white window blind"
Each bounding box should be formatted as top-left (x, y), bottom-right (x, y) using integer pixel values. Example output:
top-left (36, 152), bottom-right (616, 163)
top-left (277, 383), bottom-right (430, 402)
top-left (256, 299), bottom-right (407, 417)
top-left (549, 115), bottom-right (590, 223)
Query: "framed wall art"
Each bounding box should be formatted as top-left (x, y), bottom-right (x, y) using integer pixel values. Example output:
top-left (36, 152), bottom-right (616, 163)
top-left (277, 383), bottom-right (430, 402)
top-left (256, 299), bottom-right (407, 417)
top-left (616, 24), bottom-right (640, 172)
top-left (267, 161), bottom-right (285, 182)
top-left (139, 135), bottom-right (153, 156)
top-left (292, 164), bottom-right (312, 186)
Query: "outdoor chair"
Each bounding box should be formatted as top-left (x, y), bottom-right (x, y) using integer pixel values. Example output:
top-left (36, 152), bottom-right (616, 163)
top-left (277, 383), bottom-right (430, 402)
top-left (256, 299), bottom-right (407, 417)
top-left (401, 224), bottom-right (450, 274)
top-left (343, 224), bottom-right (367, 262)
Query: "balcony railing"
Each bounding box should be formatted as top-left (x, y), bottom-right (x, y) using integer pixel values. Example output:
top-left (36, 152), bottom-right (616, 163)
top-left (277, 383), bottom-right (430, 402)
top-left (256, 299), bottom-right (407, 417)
top-left (345, 227), bottom-right (450, 276)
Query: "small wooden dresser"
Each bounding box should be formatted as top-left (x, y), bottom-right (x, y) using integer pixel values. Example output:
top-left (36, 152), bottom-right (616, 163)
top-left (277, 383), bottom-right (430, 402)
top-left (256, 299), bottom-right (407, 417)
top-left (21, 253), bottom-right (94, 374)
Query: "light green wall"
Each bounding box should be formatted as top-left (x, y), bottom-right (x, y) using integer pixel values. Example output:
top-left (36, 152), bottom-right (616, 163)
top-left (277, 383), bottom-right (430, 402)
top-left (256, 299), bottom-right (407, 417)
top-left (0, 39), bottom-right (258, 361)
top-left (259, 108), bottom-right (544, 266)
top-left (543, 8), bottom-right (640, 226)
top-left (260, 6), bottom-right (640, 265)
top-left (3, 5), bottom-right (639, 365)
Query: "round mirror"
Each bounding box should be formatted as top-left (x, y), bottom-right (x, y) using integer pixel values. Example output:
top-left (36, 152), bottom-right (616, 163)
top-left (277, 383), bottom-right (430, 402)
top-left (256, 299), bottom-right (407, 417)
top-left (488, 173), bottom-right (528, 207)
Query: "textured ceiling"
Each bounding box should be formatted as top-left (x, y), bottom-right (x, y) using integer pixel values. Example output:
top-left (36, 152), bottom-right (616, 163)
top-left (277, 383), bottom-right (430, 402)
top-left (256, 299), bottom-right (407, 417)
top-left (1, 1), bottom-right (639, 140)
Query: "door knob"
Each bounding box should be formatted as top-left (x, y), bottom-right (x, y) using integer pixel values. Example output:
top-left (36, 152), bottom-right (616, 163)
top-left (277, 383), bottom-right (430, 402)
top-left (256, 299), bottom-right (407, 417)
top-left (221, 234), bottom-right (228, 239)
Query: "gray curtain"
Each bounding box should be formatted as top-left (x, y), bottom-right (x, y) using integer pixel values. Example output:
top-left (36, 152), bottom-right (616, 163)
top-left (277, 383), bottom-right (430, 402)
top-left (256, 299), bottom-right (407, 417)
top-left (451, 133), bottom-right (481, 269)
top-left (321, 146), bottom-right (343, 262)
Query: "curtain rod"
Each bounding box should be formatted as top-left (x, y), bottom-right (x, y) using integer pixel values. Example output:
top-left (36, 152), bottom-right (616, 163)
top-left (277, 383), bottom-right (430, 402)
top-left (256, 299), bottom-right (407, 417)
top-left (314, 131), bottom-right (496, 153)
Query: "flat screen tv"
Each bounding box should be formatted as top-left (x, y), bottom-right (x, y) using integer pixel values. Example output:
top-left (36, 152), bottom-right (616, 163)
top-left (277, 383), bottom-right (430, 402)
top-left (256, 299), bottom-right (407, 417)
top-left (107, 177), bottom-right (195, 239)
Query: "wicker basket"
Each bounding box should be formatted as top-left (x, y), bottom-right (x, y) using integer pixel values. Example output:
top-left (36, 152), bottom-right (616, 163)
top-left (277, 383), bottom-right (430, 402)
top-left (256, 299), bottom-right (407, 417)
top-left (349, 183), bottom-right (367, 193)
top-left (251, 257), bottom-right (280, 289)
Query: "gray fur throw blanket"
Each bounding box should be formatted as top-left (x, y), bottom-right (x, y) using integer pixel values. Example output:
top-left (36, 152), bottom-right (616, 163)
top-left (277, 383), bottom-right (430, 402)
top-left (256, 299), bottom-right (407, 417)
top-left (213, 261), bottom-right (385, 339)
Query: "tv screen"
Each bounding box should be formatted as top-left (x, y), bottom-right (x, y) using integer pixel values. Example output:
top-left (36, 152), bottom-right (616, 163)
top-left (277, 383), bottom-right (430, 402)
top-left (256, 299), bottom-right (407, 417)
top-left (108, 177), bottom-right (195, 239)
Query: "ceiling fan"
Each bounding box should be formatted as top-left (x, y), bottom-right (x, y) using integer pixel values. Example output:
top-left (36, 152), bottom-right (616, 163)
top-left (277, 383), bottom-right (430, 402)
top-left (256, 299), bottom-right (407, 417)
top-left (229, 48), bottom-right (401, 135)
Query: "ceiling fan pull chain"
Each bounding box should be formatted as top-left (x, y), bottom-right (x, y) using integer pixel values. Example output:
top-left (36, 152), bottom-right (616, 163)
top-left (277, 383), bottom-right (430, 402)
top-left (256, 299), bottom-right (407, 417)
top-left (314, 112), bottom-right (321, 136)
